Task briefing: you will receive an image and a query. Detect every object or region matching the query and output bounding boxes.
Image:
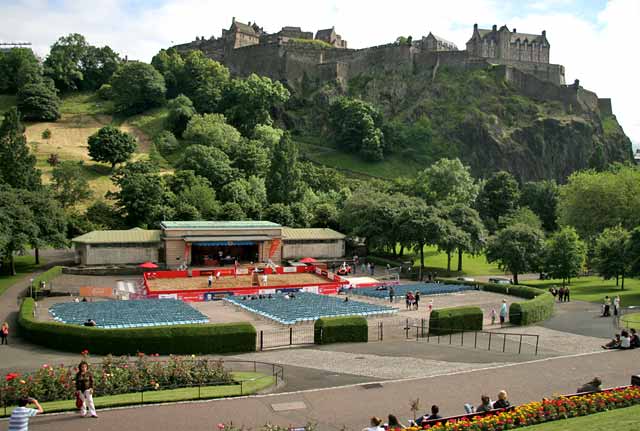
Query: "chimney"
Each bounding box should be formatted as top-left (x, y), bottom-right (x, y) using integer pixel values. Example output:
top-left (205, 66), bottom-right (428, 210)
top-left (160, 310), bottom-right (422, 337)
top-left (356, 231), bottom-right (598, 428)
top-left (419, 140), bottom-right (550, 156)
top-left (232, 17), bottom-right (236, 24)
top-left (492, 24), bottom-right (497, 31)
top-left (248, 21), bottom-right (251, 26)
top-left (513, 28), bottom-right (516, 33)
top-left (542, 30), bottom-right (546, 37)
top-left (473, 23), bottom-right (478, 31)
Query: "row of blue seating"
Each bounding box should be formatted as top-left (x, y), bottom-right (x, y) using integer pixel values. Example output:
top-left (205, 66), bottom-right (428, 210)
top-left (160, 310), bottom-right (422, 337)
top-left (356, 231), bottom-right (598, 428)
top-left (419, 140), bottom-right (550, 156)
top-left (352, 282), bottom-right (474, 300)
top-left (224, 292), bottom-right (396, 325)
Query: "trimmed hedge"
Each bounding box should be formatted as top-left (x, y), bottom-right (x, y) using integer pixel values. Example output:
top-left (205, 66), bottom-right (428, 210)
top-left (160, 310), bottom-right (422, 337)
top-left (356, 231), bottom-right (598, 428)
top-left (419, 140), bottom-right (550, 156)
top-left (437, 278), bottom-right (555, 326)
top-left (18, 298), bottom-right (256, 355)
top-left (429, 306), bottom-right (483, 335)
top-left (314, 316), bottom-right (368, 344)
top-left (32, 266), bottom-right (63, 292)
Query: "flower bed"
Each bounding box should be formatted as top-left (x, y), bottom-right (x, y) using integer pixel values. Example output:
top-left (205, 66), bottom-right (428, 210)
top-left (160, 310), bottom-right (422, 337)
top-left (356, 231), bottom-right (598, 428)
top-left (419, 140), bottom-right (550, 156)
top-left (400, 386), bottom-right (640, 431)
top-left (0, 353), bottom-right (232, 405)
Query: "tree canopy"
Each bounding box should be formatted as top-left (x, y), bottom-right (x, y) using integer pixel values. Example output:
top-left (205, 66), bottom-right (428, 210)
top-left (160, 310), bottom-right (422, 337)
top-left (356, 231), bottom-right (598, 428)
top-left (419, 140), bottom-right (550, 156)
top-left (0, 108), bottom-right (41, 190)
top-left (16, 79), bottom-right (61, 121)
top-left (476, 170), bottom-right (520, 233)
top-left (330, 97), bottom-right (385, 161)
top-left (593, 226), bottom-right (631, 289)
top-left (266, 133), bottom-right (304, 204)
top-left (415, 158), bottom-right (479, 206)
top-left (51, 161), bottom-right (93, 208)
top-left (88, 126), bottom-right (138, 169)
top-left (166, 94), bottom-right (196, 138)
top-left (183, 113), bottom-right (242, 152)
top-left (486, 223), bottom-right (545, 284)
top-left (0, 48), bottom-right (42, 93)
top-left (110, 61), bottom-right (166, 114)
top-left (543, 227), bottom-right (585, 286)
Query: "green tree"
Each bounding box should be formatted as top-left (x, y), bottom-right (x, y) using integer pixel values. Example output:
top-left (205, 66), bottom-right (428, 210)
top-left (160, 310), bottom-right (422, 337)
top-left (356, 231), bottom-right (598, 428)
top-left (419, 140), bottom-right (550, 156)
top-left (22, 188), bottom-right (68, 264)
top-left (300, 162), bottom-right (345, 193)
top-left (266, 133), bottom-right (304, 204)
top-left (88, 126), bottom-right (137, 169)
top-left (183, 113), bottom-right (242, 152)
top-left (219, 176), bottom-right (267, 219)
top-left (108, 161), bottom-right (171, 227)
top-left (80, 45), bottom-right (120, 91)
top-left (153, 130), bottom-right (179, 154)
top-left (593, 226), bottom-right (631, 289)
top-left (520, 180), bottom-right (559, 232)
top-left (85, 200), bottom-right (124, 230)
top-left (627, 227), bottom-right (640, 278)
top-left (180, 51), bottom-right (230, 113)
top-left (543, 227), bottom-right (586, 286)
top-left (499, 207), bottom-right (543, 231)
top-left (0, 108), bottom-right (41, 190)
top-left (398, 202), bottom-right (444, 280)
top-left (264, 203), bottom-right (295, 226)
top-left (177, 145), bottom-right (237, 189)
top-left (486, 223), bottom-right (545, 284)
top-left (558, 166), bottom-right (640, 240)
top-left (43, 33), bottom-right (88, 91)
top-left (0, 48), bottom-right (42, 93)
top-left (170, 173), bottom-right (219, 220)
top-left (0, 186), bottom-right (38, 275)
top-left (219, 202), bottom-right (246, 221)
top-left (445, 204), bottom-right (486, 271)
top-left (253, 124), bottom-right (283, 149)
top-left (166, 94), bottom-right (196, 138)
top-left (229, 139), bottom-right (271, 178)
top-left (415, 158), bottom-right (478, 206)
top-left (221, 74), bottom-right (290, 135)
top-left (17, 79), bottom-right (61, 121)
top-left (329, 97), bottom-right (385, 161)
top-left (340, 189), bottom-right (394, 255)
top-left (476, 171), bottom-right (520, 233)
top-left (312, 202), bottom-right (340, 230)
top-left (110, 61), bottom-right (166, 114)
top-left (51, 161), bottom-right (93, 208)
top-left (151, 48), bottom-right (185, 98)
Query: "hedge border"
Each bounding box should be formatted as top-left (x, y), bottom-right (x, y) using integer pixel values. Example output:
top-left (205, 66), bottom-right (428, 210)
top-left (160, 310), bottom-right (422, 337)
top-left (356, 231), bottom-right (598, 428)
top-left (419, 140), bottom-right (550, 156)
top-left (18, 298), bottom-right (257, 355)
top-left (314, 316), bottom-right (368, 344)
top-left (436, 278), bottom-right (555, 326)
top-left (429, 306), bottom-right (483, 335)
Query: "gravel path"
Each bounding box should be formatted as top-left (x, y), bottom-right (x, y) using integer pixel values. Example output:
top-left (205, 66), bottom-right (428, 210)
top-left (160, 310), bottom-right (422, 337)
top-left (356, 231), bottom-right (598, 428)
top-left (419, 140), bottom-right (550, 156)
top-left (233, 349), bottom-right (508, 379)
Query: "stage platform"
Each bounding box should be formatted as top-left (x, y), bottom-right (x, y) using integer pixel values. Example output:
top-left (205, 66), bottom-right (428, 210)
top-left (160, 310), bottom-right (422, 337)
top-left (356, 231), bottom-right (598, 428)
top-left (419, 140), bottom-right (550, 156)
top-left (143, 266), bottom-right (349, 302)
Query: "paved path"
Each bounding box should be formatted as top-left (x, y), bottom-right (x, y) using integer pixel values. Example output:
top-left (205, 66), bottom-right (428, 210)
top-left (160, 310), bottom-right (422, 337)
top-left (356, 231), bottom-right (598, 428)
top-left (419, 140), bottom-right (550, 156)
top-left (11, 349), bottom-right (638, 431)
top-left (541, 300), bottom-right (625, 339)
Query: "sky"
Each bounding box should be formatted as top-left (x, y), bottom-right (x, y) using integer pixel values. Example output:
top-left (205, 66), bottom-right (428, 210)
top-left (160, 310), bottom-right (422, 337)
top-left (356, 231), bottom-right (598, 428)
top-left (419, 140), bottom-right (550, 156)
top-left (1, 0), bottom-right (638, 146)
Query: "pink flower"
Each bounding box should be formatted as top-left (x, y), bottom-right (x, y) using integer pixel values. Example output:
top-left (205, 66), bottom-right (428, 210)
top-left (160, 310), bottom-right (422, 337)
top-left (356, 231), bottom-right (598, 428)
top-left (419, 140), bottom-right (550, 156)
top-left (217, 424), bottom-right (225, 430)
top-left (42, 364), bottom-right (49, 369)
top-left (81, 349), bottom-right (89, 356)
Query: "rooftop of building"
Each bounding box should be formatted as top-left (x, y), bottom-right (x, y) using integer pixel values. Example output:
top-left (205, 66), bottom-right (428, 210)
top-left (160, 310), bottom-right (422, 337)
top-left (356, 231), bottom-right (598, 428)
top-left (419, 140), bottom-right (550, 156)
top-left (476, 25), bottom-right (545, 44)
top-left (73, 228), bottom-right (161, 244)
top-left (428, 32), bottom-right (457, 47)
top-left (160, 221), bottom-right (282, 230)
top-left (282, 227), bottom-right (345, 240)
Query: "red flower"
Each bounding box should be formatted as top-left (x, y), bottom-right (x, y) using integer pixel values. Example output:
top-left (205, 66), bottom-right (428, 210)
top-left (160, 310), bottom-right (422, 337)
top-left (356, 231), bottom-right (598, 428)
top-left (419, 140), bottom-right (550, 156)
top-left (81, 349), bottom-right (89, 356)
top-left (5, 372), bottom-right (19, 382)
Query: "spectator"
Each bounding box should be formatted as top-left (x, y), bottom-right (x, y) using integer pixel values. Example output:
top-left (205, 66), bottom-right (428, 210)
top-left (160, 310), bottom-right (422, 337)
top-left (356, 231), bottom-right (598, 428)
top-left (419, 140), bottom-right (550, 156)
top-left (389, 286), bottom-right (395, 303)
top-left (620, 330), bottom-right (631, 349)
top-left (75, 361), bottom-right (98, 418)
top-left (208, 274), bottom-right (213, 288)
top-left (565, 286), bottom-right (570, 302)
top-left (602, 334), bottom-right (621, 349)
top-left (476, 395), bottom-right (493, 413)
top-left (81, 297), bottom-right (88, 302)
top-left (371, 262), bottom-right (376, 275)
top-left (493, 390), bottom-right (511, 409)
top-left (363, 416), bottom-right (384, 431)
top-left (428, 299), bottom-right (434, 313)
top-left (577, 377), bottom-right (602, 393)
top-left (603, 296), bottom-right (611, 317)
top-left (490, 309), bottom-right (496, 325)
top-left (83, 319), bottom-right (96, 327)
top-left (499, 300), bottom-right (508, 327)
top-left (387, 414), bottom-right (405, 430)
top-left (414, 291), bottom-right (420, 310)
top-left (8, 397), bottom-right (43, 431)
top-left (613, 295), bottom-right (621, 316)
top-left (630, 328), bottom-right (639, 348)
top-left (1, 321), bottom-right (9, 345)
top-left (405, 292), bottom-right (410, 310)
top-left (416, 405), bottom-right (442, 426)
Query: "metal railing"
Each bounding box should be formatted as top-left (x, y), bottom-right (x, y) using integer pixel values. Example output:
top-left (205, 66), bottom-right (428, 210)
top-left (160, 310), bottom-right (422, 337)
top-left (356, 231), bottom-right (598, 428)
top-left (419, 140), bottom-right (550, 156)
top-left (258, 326), bottom-right (315, 350)
top-left (400, 318), bottom-right (540, 355)
top-left (0, 359), bottom-right (284, 416)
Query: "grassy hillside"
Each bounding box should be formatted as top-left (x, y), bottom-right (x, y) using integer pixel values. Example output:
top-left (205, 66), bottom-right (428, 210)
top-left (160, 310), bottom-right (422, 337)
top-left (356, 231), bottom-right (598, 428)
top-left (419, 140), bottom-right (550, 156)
top-left (525, 277), bottom-right (640, 306)
top-left (3, 92), bottom-right (169, 205)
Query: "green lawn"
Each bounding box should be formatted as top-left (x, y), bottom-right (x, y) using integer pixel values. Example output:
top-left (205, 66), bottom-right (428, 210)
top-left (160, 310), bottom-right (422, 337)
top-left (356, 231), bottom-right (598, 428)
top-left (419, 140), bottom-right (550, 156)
top-left (525, 276), bottom-right (640, 306)
top-left (0, 255), bottom-right (41, 296)
top-left (60, 92), bottom-right (114, 116)
top-left (405, 245), bottom-right (504, 276)
top-left (0, 372), bottom-right (274, 417)
top-left (520, 404), bottom-right (640, 431)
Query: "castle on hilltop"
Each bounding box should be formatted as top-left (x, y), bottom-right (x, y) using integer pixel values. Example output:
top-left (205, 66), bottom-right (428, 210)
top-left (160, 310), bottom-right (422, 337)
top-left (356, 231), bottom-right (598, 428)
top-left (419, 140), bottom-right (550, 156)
top-left (173, 19), bottom-right (614, 116)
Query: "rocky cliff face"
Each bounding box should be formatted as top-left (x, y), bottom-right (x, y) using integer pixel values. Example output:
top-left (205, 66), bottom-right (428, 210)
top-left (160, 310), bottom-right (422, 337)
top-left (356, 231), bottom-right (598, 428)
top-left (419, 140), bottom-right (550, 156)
top-left (291, 66), bottom-right (632, 182)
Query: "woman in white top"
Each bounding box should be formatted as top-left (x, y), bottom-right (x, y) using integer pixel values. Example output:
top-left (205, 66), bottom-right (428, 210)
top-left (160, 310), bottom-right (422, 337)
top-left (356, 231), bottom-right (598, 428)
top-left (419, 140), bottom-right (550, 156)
top-left (620, 330), bottom-right (631, 349)
top-left (363, 416), bottom-right (385, 431)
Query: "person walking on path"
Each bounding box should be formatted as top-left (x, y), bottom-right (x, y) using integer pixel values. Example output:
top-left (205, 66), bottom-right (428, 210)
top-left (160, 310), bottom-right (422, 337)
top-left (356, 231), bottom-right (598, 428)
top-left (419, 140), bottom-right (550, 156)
top-left (1, 321), bottom-right (9, 345)
top-left (414, 291), bottom-right (420, 310)
top-left (565, 286), bottom-right (570, 302)
top-left (8, 397), bottom-right (43, 431)
top-left (75, 361), bottom-right (98, 418)
top-left (207, 274), bottom-right (213, 288)
top-left (389, 286), bottom-right (394, 303)
top-left (499, 299), bottom-right (508, 327)
top-left (603, 296), bottom-right (612, 317)
top-left (613, 295), bottom-right (620, 316)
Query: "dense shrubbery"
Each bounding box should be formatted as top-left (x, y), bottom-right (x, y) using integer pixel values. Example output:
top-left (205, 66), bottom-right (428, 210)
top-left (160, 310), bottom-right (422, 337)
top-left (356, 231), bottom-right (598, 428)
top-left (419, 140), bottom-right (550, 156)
top-left (1, 354), bottom-right (231, 404)
top-left (314, 316), bottom-right (368, 344)
top-left (429, 306), bottom-right (483, 335)
top-left (18, 298), bottom-right (257, 355)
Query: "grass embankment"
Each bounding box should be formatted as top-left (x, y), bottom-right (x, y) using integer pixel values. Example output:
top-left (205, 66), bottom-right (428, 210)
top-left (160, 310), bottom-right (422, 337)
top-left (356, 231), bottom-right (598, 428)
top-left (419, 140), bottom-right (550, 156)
top-left (0, 255), bottom-right (41, 296)
top-left (20, 92), bottom-right (168, 204)
top-left (0, 372), bottom-right (274, 417)
top-left (520, 404), bottom-right (640, 431)
top-left (390, 245), bottom-right (503, 277)
top-left (525, 277), bottom-right (640, 306)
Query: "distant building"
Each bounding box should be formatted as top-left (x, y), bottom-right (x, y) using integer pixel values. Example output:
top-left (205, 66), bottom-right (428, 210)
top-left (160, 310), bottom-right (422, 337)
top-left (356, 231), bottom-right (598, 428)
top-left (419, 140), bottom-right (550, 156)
top-left (421, 32), bottom-right (458, 51)
top-left (466, 24), bottom-right (550, 64)
top-left (73, 228), bottom-right (161, 266)
top-left (315, 27), bottom-right (348, 48)
top-left (634, 149), bottom-right (640, 165)
top-left (221, 17), bottom-right (263, 49)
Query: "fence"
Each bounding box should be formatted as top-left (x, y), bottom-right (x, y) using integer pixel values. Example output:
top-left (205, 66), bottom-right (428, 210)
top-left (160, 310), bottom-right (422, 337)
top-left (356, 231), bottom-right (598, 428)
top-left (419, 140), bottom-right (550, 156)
top-left (400, 318), bottom-right (540, 355)
top-left (0, 359), bottom-right (284, 417)
top-left (258, 325), bottom-right (316, 350)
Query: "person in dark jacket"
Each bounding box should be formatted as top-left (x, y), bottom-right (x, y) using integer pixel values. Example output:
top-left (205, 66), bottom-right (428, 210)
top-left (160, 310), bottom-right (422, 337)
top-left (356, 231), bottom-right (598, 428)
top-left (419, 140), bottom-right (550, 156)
top-left (577, 377), bottom-right (602, 393)
top-left (493, 390), bottom-right (511, 409)
top-left (75, 361), bottom-right (98, 418)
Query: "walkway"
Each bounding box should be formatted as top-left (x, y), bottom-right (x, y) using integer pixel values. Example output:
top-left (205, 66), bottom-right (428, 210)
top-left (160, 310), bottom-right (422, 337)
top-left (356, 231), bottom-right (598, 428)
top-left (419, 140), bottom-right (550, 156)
top-left (14, 349), bottom-right (639, 431)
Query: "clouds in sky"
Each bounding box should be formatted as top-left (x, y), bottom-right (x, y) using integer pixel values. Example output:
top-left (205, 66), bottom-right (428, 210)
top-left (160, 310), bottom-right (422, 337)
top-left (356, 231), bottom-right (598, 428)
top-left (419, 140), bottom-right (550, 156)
top-left (1, 0), bottom-right (638, 145)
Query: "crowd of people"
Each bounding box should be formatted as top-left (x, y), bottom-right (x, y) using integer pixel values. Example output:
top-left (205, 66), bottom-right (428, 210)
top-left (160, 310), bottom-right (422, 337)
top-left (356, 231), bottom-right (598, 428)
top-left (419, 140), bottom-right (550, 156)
top-left (548, 286), bottom-right (570, 302)
top-left (601, 295), bottom-right (621, 317)
top-left (602, 328), bottom-right (639, 349)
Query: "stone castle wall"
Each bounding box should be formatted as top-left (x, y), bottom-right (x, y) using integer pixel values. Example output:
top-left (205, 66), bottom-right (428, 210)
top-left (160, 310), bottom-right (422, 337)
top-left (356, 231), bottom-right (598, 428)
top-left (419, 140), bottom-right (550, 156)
top-left (598, 98), bottom-right (613, 116)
